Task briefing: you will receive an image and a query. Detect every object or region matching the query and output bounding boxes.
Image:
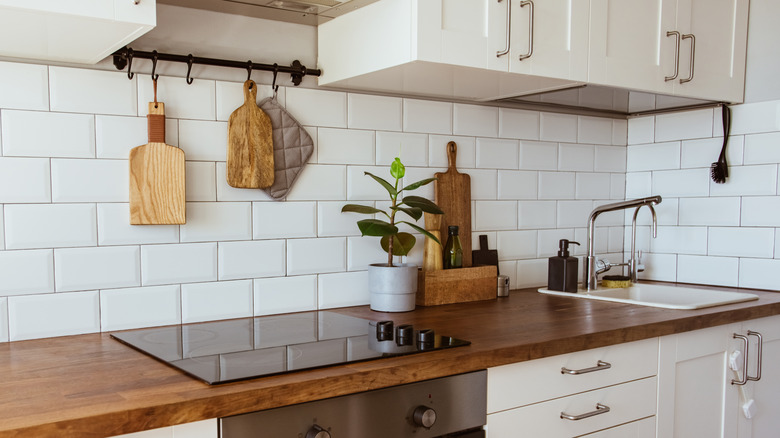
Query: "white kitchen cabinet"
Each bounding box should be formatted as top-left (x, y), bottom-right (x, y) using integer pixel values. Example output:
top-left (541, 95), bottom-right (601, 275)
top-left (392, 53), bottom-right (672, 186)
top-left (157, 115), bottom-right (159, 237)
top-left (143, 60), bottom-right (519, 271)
top-left (108, 419), bottom-right (217, 438)
top-left (0, 0), bottom-right (156, 64)
top-left (735, 315), bottom-right (780, 438)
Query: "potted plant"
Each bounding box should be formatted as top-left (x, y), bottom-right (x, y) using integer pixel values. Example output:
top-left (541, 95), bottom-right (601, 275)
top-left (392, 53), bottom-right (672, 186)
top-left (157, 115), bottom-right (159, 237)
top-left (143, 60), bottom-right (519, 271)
top-left (342, 157), bottom-right (443, 312)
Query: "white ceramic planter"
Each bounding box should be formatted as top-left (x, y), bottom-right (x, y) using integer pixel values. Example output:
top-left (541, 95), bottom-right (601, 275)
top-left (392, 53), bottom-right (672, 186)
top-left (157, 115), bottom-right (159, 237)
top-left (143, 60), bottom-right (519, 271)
top-left (367, 263), bottom-right (418, 312)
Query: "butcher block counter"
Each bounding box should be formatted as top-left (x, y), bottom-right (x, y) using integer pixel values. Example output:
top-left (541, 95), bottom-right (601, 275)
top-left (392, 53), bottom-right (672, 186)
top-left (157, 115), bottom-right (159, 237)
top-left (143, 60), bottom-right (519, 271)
top-left (2, 285), bottom-right (780, 437)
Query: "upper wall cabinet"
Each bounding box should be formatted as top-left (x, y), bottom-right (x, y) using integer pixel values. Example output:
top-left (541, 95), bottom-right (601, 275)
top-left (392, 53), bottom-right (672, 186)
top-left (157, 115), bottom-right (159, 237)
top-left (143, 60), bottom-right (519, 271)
top-left (588, 0), bottom-right (748, 103)
top-left (0, 0), bottom-right (156, 64)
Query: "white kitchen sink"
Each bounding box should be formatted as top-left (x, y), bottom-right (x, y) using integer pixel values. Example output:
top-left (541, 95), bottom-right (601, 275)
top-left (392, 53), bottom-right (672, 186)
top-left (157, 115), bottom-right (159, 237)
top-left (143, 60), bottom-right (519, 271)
top-left (538, 283), bottom-right (759, 309)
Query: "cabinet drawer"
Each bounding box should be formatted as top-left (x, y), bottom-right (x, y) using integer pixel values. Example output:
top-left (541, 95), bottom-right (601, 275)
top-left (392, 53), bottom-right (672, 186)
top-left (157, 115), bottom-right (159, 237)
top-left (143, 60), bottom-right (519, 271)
top-left (486, 376), bottom-right (657, 438)
top-left (581, 416), bottom-right (655, 438)
top-left (488, 338), bottom-right (657, 413)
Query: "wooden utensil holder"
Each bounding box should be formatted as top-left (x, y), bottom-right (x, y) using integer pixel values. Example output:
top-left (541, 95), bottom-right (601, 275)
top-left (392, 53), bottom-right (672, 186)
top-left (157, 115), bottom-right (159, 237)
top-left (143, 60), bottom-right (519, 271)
top-left (416, 265), bottom-right (497, 306)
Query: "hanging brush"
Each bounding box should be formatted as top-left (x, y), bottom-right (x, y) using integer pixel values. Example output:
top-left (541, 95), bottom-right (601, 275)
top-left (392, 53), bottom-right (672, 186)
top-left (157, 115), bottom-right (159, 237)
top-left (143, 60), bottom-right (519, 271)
top-left (711, 104), bottom-right (731, 184)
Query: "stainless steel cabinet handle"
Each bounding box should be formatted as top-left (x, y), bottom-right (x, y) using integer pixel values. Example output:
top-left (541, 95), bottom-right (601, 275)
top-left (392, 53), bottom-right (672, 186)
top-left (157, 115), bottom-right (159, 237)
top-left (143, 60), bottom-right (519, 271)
top-left (747, 330), bottom-right (763, 382)
top-left (560, 403), bottom-right (611, 421)
top-left (496, 0), bottom-right (512, 57)
top-left (665, 31), bottom-right (681, 81)
top-left (518, 0), bottom-right (534, 60)
top-left (732, 333), bottom-right (749, 385)
top-left (679, 33), bottom-right (696, 84)
top-left (561, 360), bottom-right (612, 375)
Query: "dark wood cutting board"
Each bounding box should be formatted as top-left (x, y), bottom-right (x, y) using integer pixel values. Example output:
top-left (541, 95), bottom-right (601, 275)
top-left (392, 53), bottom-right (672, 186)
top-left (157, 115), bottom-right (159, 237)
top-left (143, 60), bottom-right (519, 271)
top-left (227, 80), bottom-right (274, 188)
top-left (472, 234), bottom-right (499, 274)
top-left (434, 141), bottom-right (472, 267)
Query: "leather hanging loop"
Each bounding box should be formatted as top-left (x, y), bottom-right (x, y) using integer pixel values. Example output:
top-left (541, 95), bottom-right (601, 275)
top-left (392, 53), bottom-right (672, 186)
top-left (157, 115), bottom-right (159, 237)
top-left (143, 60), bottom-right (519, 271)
top-left (153, 77), bottom-right (159, 108)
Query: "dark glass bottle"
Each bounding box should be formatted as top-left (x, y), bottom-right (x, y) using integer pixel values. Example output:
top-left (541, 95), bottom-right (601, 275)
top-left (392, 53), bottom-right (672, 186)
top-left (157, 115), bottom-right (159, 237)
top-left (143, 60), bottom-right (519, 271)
top-left (443, 225), bottom-right (463, 269)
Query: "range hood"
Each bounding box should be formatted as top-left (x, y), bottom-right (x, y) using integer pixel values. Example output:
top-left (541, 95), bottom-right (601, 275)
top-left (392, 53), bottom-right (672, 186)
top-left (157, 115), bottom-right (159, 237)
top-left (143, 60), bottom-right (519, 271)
top-left (158, 0), bottom-right (379, 25)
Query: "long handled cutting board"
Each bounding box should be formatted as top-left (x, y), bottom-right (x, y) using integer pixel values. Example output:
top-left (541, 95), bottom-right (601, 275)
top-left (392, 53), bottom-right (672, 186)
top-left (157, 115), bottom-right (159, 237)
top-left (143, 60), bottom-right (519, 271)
top-left (435, 141), bottom-right (472, 267)
top-left (227, 80), bottom-right (274, 188)
top-left (129, 102), bottom-right (186, 225)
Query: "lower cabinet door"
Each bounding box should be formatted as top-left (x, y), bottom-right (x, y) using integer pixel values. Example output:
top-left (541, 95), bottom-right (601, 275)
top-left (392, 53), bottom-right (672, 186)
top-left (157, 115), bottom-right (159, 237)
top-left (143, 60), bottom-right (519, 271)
top-left (486, 376), bottom-right (656, 438)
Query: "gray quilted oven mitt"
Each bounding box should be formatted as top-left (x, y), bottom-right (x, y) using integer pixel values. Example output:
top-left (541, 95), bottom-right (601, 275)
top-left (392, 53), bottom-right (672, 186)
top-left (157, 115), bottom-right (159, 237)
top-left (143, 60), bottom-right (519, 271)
top-left (258, 97), bottom-right (314, 199)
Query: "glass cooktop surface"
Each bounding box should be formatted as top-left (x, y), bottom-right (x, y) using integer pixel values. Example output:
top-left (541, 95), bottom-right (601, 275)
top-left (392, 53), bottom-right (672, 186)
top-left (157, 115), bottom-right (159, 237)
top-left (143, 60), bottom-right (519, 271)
top-left (111, 311), bottom-right (470, 385)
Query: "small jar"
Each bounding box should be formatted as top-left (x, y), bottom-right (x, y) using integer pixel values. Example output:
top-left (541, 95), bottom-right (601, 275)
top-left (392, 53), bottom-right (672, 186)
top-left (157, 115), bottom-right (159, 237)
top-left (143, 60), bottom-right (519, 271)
top-left (443, 225), bottom-right (463, 269)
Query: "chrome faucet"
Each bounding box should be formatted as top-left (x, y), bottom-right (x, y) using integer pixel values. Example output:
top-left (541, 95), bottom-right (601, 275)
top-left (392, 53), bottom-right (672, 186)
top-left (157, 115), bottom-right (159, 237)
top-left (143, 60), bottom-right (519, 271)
top-left (583, 196), bottom-right (662, 291)
top-left (629, 204), bottom-right (658, 283)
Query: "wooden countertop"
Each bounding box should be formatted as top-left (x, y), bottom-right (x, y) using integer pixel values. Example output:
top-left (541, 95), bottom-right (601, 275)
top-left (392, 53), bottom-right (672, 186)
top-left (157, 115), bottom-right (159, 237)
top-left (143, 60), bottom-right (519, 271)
top-left (2, 285), bottom-right (780, 437)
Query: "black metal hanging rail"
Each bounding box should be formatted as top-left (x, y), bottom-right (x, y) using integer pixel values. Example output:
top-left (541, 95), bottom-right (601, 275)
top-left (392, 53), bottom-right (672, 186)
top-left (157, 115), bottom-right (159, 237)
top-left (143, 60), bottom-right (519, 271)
top-left (111, 47), bottom-right (321, 86)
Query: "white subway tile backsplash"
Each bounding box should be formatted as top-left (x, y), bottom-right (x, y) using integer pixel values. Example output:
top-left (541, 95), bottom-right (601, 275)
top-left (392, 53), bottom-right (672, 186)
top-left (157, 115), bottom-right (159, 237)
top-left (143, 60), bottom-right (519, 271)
top-left (499, 260), bottom-right (517, 288)
top-left (610, 174), bottom-right (626, 199)
top-left (186, 162), bottom-right (217, 202)
top-left (496, 230), bottom-right (537, 260)
top-left (538, 172), bottom-right (575, 200)
top-left (402, 167), bottom-right (436, 200)
top-left (95, 115), bottom-right (147, 159)
top-left (55, 246), bottom-right (140, 292)
top-left (0, 250), bottom-right (54, 296)
top-left (318, 128), bottom-right (375, 165)
top-left (348, 94), bottom-right (402, 131)
top-left (652, 168), bottom-right (710, 198)
top-left (403, 99), bottom-right (452, 135)
top-left (649, 226), bottom-right (707, 255)
top-left (627, 117), bottom-right (654, 145)
top-left (575, 173), bottom-right (611, 200)
top-left (739, 258), bottom-right (780, 291)
top-left (0, 205), bottom-right (4, 250)
top-left (1, 110), bottom-right (95, 158)
top-left (52, 159), bottom-right (128, 202)
top-left (639, 253), bottom-right (677, 282)
top-left (287, 164), bottom-right (346, 201)
top-left (138, 76), bottom-right (216, 120)
top-left (516, 258), bottom-right (547, 288)
top-left (461, 169), bottom-right (497, 200)
top-left (677, 255), bottom-right (738, 287)
top-left (100, 285), bottom-right (181, 331)
top-left (476, 138), bottom-right (518, 170)
top-left (537, 229), bottom-right (575, 257)
top-left (519, 141), bottom-right (557, 170)
top-left (655, 108), bottom-right (713, 142)
top-left (710, 165), bottom-right (778, 197)
top-left (626, 142), bottom-right (681, 172)
top-left (181, 202), bottom-right (251, 243)
top-left (215, 81), bottom-right (279, 122)
top-left (254, 201), bottom-right (316, 239)
top-left (376, 131), bottom-right (427, 166)
top-left (0, 62), bottom-right (48, 111)
top-left (0, 298), bottom-right (7, 342)
top-left (178, 120), bottom-right (228, 161)
top-left (474, 201), bottom-right (517, 231)
top-left (557, 201), bottom-right (595, 228)
top-left (453, 104), bottom-right (498, 137)
top-left (50, 67), bottom-right (137, 116)
top-left (612, 120), bottom-right (628, 146)
top-left (286, 237), bottom-right (346, 276)
top-left (181, 280), bottom-right (253, 323)
top-left (346, 165), bottom-right (391, 200)
top-left (498, 170), bottom-right (537, 200)
top-left (558, 143), bottom-right (595, 171)
top-left (625, 172), bottom-right (652, 198)
top-left (218, 240), bottom-right (286, 280)
top-left (318, 201), bottom-right (362, 237)
top-left (0, 158), bottom-right (50, 202)
top-left (708, 227), bottom-right (774, 258)
top-left (286, 87), bottom-right (347, 128)
top-left (741, 197), bottom-right (780, 226)
top-left (681, 136), bottom-right (744, 169)
top-left (4, 204), bottom-right (97, 250)
top-left (347, 236), bottom-right (387, 271)
top-left (254, 275), bottom-right (317, 316)
top-left (97, 204), bottom-right (179, 246)
top-left (594, 146), bottom-right (626, 173)
top-left (9, 291), bottom-right (100, 341)
top-left (578, 116), bottom-right (614, 145)
top-left (318, 271), bottom-right (370, 309)
top-left (214, 163), bottom-right (272, 202)
top-left (429, 135), bottom-right (476, 168)
top-left (499, 108), bottom-right (540, 140)
top-left (539, 113), bottom-right (577, 143)
top-left (141, 243), bottom-right (217, 286)
top-left (678, 197), bottom-right (740, 226)
top-left (730, 100), bottom-right (780, 135)
top-left (744, 132), bottom-right (780, 164)
top-left (518, 201), bottom-right (556, 229)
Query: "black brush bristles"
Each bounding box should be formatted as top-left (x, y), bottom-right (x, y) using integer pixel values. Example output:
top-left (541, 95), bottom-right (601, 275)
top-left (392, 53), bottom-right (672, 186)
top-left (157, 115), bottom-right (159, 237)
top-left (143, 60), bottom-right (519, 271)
top-left (711, 104), bottom-right (731, 184)
top-left (711, 160), bottom-right (728, 184)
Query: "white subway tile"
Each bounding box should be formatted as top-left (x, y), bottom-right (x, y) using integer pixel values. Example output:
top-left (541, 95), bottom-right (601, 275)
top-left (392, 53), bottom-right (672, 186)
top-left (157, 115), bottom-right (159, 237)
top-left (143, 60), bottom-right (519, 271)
top-left (96, 115), bottom-right (147, 159)
top-left (538, 171), bottom-right (575, 200)
top-left (1, 110), bottom-right (95, 157)
top-left (681, 136), bottom-right (744, 169)
top-left (557, 201), bottom-right (594, 228)
top-left (476, 138), bottom-right (518, 170)
top-left (186, 161), bottom-right (217, 202)
top-left (215, 81), bottom-right (279, 122)
top-left (516, 258), bottom-right (547, 288)
top-left (8, 291), bottom-right (100, 341)
top-left (178, 120), bottom-right (227, 161)
top-left (347, 165), bottom-right (391, 201)
top-left (519, 141), bottom-right (558, 171)
top-left (497, 230), bottom-right (537, 260)
top-left (678, 197), bottom-right (740, 226)
top-left (403, 233), bottom-right (424, 267)
top-left (498, 260), bottom-right (517, 287)
top-left (4, 204), bottom-right (97, 249)
top-left (218, 240), bottom-right (286, 280)
top-left (0, 205), bottom-right (4, 250)
top-left (286, 164), bottom-right (346, 201)
top-left (347, 236), bottom-right (388, 271)
top-left (518, 200), bottom-right (556, 229)
top-left (287, 237), bottom-right (346, 276)
top-left (537, 229), bottom-right (575, 257)
top-left (97, 203), bottom-right (179, 246)
top-left (376, 131), bottom-right (428, 166)
top-left (403, 99), bottom-right (452, 135)
top-left (51, 159), bottom-right (127, 202)
top-left (649, 226), bottom-right (707, 255)
top-left (499, 108), bottom-right (540, 140)
top-left (401, 167), bottom-right (436, 200)
top-left (319, 201), bottom-right (363, 237)
top-left (578, 116), bottom-right (614, 145)
top-left (744, 132), bottom-right (780, 164)
top-left (610, 174), bottom-right (626, 199)
top-left (141, 243), bottom-right (217, 286)
top-left (348, 94), bottom-right (402, 131)
top-left (625, 172), bottom-right (652, 198)
top-left (594, 146), bottom-right (626, 173)
top-left (0, 250), bottom-right (54, 296)
top-left (638, 253), bottom-right (677, 282)
top-left (474, 201), bottom-right (517, 231)
top-left (181, 280), bottom-right (253, 323)
top-left (558, 143), bottom-right (595, 172)
top-left (254, 275), bottom-right (317, 316)
top-left (55, 246), bottom-right (140, 292)
top-left (730, 100), bottom-right (780, 135)
top-left (214, 163), bottom-right (272, 202)
top-left (0, 61), bottom-right (48, 110)
top-left (498, 170), bottom-right (537, 200)
top-left (100, 285), bottom-right (181, 331)
top-left (575, 173), bottom-right (611, 200)
top-left (181, 202), bottom-right (251, 242)
top-left (539, 113), bottom-right (577, 143)
top-left (627, 116), bottom-right (654, 145)
top-left (50, 67), bottom-right (137, 116)
top-left (612, 120), bottom-right (628, 146)
top-left (470, 232), bottom-right (497, 256)
top-left (0, 158), bottom-right (50, 202)
top-left (286, 87), bottom-right (347, 128)
top-left (739, 258), bottom-right (780, 291)
top-left (652, 168), bottom-right (710, 198)
top-left (429, 135), bottom-right (476, 168)
top-left (708, 227), bottom-right (774, 258)
top-left (318, 271), bottom-right (370, 309)
top-left (626, 142), bottom-right (681, 172)
top-left (253, 201), bottom-right (316, 239)
top-left (655, 108), bottom-right (713, 142)
top-left (318, 128), bottom-right (375, 165)
top-left (606, 226), bottom-right (624, 253)
top-left (138, 76), bottom-right (216, 120)
top-left (453, 104), bottom-right (498, 137)
top-left (710, 165), bottom-right (778, 197)
top-left (461, 169), bottom-right (497, 200)
top-left (677, 255), bottom-right (738, 287)
top-left (628, 198), bottom-right (677, 226)
top-left (0, 298), bottom-right (7, 342)
top-left (741, 197), bottom-right (780, 226)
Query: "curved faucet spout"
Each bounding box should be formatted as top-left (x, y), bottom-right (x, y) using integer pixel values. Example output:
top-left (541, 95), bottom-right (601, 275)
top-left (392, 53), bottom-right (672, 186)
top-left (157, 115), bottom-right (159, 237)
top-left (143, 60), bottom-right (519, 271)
top-left (630, 204), bottom-right (657, 282)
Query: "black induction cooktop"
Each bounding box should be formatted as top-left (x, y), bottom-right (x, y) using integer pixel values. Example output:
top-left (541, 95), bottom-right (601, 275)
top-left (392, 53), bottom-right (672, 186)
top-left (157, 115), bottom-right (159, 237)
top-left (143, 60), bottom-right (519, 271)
top-left (110, 311), bottom-right (470, 385)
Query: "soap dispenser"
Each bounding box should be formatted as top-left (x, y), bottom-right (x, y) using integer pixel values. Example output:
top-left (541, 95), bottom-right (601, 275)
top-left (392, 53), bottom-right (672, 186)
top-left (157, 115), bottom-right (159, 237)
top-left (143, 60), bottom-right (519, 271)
top-left (548, 239), bottom-right (580, 292)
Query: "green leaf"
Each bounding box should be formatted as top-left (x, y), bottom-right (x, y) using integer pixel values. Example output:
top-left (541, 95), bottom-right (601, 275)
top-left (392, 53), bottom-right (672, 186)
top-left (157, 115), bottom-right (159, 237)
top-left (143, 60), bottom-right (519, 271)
top-left (399, 221), bottom-right (442, 246)
top-left (401, 177), bottom-right (437, 192)
top-left (381, 232), bottom-right (416, 256)
top-left (390, 157), bottom-right (405, 180)
top-left (390, 206), bottom-right (423, 221)
top-left (357, 219), bottom-right (398, 237)
top-left (401, 196), bottom-right (444, 215)
top-left (364, 172), bottom-right (397, 197)
top-left (341, 204), bottom-right (385, 215)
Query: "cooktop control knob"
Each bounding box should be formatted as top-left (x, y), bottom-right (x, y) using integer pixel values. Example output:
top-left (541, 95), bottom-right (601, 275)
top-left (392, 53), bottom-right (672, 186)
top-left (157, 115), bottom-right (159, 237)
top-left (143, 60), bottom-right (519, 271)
top-left (417, 328), bottom-right (435, 344)
top-left (376, 320), bottom-right (394, 341)
top-left (396, 324), bottom-right (414, 345)
top-left (305, 424), bottom-right (331, 438)
top-left (413, 405), bottom-right (437, 428)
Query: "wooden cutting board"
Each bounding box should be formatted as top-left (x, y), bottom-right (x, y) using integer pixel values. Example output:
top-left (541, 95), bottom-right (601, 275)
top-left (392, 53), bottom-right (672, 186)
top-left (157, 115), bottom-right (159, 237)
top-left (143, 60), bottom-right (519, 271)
top-left (435, 141), bottom-right (472, 267)
top-left (129, 102), bottom-right (186, 225)
top-left (227, 80), bottom-right (274, 188)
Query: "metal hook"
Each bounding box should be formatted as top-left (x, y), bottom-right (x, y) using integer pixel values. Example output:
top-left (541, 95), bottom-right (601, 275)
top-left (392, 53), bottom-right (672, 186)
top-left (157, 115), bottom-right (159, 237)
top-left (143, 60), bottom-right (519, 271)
top-left (126, 48), bottom-right (135, 80)
top-left (185, 54), bottom-right (194, 84)
top-left (151, 50), bottom-right (160, 81)
top-left (271, 63), bottom-right (279, 95)
top-left (246, 61), bottom-right (253, 82)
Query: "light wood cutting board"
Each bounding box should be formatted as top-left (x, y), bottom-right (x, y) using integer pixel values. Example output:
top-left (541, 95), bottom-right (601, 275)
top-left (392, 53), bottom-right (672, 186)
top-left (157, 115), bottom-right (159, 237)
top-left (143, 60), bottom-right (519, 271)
top-left (434, 141), bottom-right (472, 267)
top-left (129, 102), bottom-right (186, 225)
top-left (227, 80), bottom-right (274, 188)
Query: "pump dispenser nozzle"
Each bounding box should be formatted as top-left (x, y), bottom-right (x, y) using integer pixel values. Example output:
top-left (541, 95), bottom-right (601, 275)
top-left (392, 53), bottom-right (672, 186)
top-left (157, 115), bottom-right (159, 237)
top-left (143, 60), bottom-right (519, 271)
top-left (558, 239), bottom-right (580, 257)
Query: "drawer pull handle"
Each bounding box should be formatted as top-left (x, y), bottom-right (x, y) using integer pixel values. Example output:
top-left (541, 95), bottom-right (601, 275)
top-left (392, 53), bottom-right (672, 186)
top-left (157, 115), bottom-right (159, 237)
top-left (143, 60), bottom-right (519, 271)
top-left (561, 360), bottom-right (611, 375)
top-left (560, 403), bottom-right (611, 421)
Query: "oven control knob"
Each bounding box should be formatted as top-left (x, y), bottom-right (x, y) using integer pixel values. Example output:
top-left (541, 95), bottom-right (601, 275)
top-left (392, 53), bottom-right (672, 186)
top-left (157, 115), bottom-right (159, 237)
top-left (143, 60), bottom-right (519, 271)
top-left (305, 424), bottom-right (331, 438)
top-left (413, 405), bottom-right (437, 428)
